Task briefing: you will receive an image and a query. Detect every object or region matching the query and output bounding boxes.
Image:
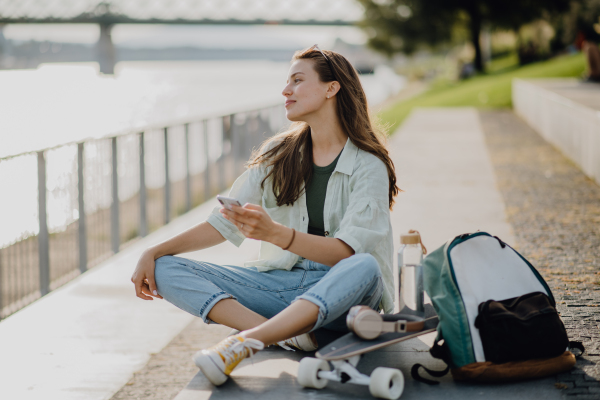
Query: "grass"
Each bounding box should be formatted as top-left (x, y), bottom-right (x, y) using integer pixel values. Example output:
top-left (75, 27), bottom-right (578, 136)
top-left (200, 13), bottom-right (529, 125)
top-left (380, 52), bottom-right (586, 134)
top-left (485, 52), bottom-right (520, 74)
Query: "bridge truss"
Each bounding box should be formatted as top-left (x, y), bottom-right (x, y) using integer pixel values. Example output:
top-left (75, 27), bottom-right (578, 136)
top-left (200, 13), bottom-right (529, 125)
top-left (0, 0), bottom-right (363, 72)
top-left (0, 0), bottom-right (363, 26)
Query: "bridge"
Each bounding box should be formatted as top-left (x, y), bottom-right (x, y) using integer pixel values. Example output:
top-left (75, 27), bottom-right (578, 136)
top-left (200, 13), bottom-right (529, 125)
top-left (0, 0), bottom-right (364, 73)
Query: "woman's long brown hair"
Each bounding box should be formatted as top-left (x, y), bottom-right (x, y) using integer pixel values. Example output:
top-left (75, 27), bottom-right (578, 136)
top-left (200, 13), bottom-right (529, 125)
top-left (247, 46), bottom-right (400, 210)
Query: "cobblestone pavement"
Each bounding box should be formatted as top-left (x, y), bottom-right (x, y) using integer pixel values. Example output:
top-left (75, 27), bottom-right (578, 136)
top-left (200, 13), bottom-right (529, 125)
top-left (480, 110), bottom-right (600, 399)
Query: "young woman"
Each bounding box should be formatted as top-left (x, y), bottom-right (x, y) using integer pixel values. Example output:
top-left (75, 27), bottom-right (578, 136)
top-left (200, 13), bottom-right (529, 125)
top-left (131, 45), bottom-right (399, 386)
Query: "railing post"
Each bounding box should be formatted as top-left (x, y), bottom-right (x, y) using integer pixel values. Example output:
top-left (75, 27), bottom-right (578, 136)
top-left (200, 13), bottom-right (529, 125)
top-left (243, 117), bottom-right (250, 161)
top-left (185, 123), bottom-right (192, 212)
top-left (77, 143), bottom-right (87, 273)
top-left (249, 115), bottom-right (256, 158)
top-left (232, 114), bottom-right (240, 177)
top-left (242, 116), bottom-right (248, 172)
top-left (0, 248), bottom-right (4, 320)
top-left (139, 132), bottom-right (148, 237)
top-left (164, 127), bottom-right (171, 224)
top-left (110, 137), bottom-right (120, 254)
top-left (203, 120), bottom-right (210, 201)
top-left (37, 151), bottom-right (50, 297)
top-left (220, 116), bottom-right (228, 192)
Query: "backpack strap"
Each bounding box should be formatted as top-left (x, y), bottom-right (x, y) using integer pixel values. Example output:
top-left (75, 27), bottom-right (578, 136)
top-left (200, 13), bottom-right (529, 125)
top-left (411, 336), bottom-right (451, 385)
top-left (411, 363), bottom-right (450, 385)
top-left (492, 235), bottom-right (506, 248)
top-left (569, 341), bottom-right (585, 358)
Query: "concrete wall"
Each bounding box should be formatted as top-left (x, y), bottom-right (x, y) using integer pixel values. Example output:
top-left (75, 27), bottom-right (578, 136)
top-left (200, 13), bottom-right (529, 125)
top-left (513, 78), bottom-right (600, 185)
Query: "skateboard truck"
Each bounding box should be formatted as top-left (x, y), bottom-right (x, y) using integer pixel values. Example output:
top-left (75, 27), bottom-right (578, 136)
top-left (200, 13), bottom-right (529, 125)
top-left (298, 355), bottom-right (404, 400)
top-left (319, 355), bottom-right (371, 385)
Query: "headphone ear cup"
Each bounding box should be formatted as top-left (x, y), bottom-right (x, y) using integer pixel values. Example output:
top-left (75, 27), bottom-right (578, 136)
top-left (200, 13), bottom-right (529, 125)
top-left (347, 306), bottom-right (371, 331)
top-left (347, 306), bottom-right (384, 340)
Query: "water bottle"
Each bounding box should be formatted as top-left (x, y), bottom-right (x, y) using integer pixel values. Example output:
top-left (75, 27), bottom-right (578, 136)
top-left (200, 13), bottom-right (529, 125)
top-left (398, 230), bottom-right (426, 313)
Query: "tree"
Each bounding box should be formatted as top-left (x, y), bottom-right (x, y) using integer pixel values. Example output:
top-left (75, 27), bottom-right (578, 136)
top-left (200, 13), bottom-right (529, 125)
top-left (550, 0), bottom-right (600, 52)
top-left (358, 0), bottom-right (571, 72)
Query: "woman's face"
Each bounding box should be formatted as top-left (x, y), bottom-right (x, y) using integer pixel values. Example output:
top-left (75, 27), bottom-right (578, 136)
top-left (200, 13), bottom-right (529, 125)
top-left (282, 59), bottom-right (330, 122)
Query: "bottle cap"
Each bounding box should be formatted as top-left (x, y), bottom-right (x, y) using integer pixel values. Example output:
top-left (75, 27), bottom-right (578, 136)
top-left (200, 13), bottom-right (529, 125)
top-left (400, 231), bottom-right (421, 245)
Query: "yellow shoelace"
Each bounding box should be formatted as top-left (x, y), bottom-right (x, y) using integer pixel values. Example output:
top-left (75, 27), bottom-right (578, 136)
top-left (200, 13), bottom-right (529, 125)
top-left (213, 336), bottom-right (264, 374)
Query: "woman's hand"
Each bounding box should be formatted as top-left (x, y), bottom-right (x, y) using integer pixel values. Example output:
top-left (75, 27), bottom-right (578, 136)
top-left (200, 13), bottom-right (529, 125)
top-left (220, 203), bottom-right (288, 245)
top-left (131, 249), bottom-right (164, 301)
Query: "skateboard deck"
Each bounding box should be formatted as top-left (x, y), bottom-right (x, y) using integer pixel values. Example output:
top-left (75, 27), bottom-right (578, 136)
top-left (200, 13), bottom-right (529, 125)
top-left (316, 305), bottom-right (438, 361)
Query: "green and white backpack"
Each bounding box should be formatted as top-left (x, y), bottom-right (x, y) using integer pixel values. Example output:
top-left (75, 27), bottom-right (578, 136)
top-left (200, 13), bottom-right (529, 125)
top-left (416, 232), bottom-right (581, 383)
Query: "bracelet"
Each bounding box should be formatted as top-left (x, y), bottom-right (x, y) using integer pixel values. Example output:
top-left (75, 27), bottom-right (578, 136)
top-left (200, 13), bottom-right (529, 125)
top-left (282, 228), bottom-right (295, 250)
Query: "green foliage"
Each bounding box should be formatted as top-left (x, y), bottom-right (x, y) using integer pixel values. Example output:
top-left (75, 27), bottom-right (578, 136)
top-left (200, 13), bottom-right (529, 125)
top-left (486, 52), bottom-right (520, 74)
top-left (357, 0), bottom-right (459, 56)
top-left (550, 0), bottom-right (600, 51)
top-left (379, 53), bottom-right (585, 134)
top-left (358, 0), bottom-right (571, 70)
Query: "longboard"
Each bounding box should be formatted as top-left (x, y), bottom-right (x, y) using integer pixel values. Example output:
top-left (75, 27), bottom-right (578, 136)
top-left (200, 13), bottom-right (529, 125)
top-left (297, 305), bottom-right (439, 399)
top-left (316, 304), bottom-right (438, 361)
top-left (316, 316), bottom-right (438, 361)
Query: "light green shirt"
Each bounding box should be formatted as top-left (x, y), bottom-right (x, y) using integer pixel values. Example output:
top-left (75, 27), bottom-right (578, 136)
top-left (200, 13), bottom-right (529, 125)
top-left (206, 137), bottom-right (395, 313)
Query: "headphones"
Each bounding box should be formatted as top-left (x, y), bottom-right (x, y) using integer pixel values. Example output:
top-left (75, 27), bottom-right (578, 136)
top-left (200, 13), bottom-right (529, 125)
top-left (346, 306), bottom-right (425, 340)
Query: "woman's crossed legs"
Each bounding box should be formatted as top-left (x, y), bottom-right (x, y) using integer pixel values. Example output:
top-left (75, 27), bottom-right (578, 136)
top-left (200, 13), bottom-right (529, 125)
top-left (154, 253), bottom-right (383, 384)
top-left (155, 252), bottom-right (382, 341)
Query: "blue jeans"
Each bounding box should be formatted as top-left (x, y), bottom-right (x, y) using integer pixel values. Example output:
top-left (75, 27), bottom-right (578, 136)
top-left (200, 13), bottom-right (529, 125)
top-left (154, 253), bottom-right (384, 332)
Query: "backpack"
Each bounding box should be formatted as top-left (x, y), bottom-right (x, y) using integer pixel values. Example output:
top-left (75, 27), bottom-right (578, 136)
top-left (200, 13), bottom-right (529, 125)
top-left (415, 232), bottom-right (583, 383)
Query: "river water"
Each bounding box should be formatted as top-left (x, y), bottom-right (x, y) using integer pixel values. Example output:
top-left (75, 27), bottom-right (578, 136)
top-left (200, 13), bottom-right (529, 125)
top-left (0, 60), bottom-right (406, 247)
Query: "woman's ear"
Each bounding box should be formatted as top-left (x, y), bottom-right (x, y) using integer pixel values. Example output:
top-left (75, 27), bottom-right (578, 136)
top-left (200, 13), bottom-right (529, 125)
top-left (326, 81), bottom-right (341, 98)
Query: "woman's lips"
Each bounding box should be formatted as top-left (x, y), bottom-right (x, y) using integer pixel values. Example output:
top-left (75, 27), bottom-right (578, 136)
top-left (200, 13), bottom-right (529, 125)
top-left (285, 100), bottom-right (295, 108)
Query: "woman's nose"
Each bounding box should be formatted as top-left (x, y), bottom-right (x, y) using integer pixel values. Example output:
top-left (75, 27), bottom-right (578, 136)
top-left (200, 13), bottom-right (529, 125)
top-left (282, 83), bottom-right (292, 96)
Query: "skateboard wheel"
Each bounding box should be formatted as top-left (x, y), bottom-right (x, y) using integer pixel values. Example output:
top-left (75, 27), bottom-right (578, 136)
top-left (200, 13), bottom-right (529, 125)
top-left (297, 357), bottom-right (330, 389)
top-left (369, 367), bottom-right (404, 399)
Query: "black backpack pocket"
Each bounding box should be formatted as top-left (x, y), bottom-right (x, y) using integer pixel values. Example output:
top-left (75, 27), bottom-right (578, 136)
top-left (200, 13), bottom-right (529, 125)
top-left (474, 292), bottom-right (569, 364)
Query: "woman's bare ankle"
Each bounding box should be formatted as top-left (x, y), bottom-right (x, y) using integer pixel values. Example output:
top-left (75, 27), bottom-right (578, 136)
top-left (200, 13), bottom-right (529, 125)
top-left (238, 329), bottom-right (267, 354)
top-left (240, 328), bottom-right (270, 346)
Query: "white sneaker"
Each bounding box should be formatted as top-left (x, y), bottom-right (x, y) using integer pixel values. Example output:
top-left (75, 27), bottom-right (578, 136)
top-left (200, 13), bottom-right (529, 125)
top-left (276, 332), bottom-right (318, 352)
top-left (193, 335), bottom-right (264, 386)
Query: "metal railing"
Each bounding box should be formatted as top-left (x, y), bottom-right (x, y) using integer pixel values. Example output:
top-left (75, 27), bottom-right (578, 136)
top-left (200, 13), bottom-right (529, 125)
top-left (0, 104), bottom-right (287, 320)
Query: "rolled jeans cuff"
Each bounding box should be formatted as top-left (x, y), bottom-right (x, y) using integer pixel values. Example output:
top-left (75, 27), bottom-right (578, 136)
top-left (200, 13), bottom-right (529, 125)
top-left (199, 291), bottom-right (237, 324)
top-left (293, 292), bottom-right (329, 332)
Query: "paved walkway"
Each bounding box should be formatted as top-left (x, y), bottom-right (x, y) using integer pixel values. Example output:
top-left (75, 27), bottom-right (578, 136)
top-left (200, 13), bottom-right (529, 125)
top-left (114, 108), bottom-right (544, 400)
top-left (2, 107), bottom-right (595, 400)
top-left (0, 196), bottom-right (261, 400)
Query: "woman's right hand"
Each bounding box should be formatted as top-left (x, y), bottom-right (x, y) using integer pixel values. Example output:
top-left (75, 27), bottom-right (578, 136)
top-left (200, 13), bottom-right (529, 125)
top-left (131, 249), bottom-right (164, 300)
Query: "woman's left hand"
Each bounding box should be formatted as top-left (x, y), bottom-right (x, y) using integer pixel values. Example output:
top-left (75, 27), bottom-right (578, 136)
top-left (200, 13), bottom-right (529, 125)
top-left (220, 203), bottom-right (282, 243)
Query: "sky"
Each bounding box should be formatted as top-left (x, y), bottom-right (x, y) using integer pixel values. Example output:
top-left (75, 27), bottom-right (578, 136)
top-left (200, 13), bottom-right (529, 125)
top-left (2, 23), bottom-right (368, 50)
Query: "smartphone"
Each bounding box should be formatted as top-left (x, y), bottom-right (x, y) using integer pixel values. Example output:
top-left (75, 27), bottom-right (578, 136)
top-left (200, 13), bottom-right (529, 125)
top-left (216, 195), bottom-right (242, 211)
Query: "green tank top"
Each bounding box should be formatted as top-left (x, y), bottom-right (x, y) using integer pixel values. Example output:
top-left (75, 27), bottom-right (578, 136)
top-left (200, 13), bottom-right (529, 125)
top-left (306, 150), bottom-right (342, 236)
